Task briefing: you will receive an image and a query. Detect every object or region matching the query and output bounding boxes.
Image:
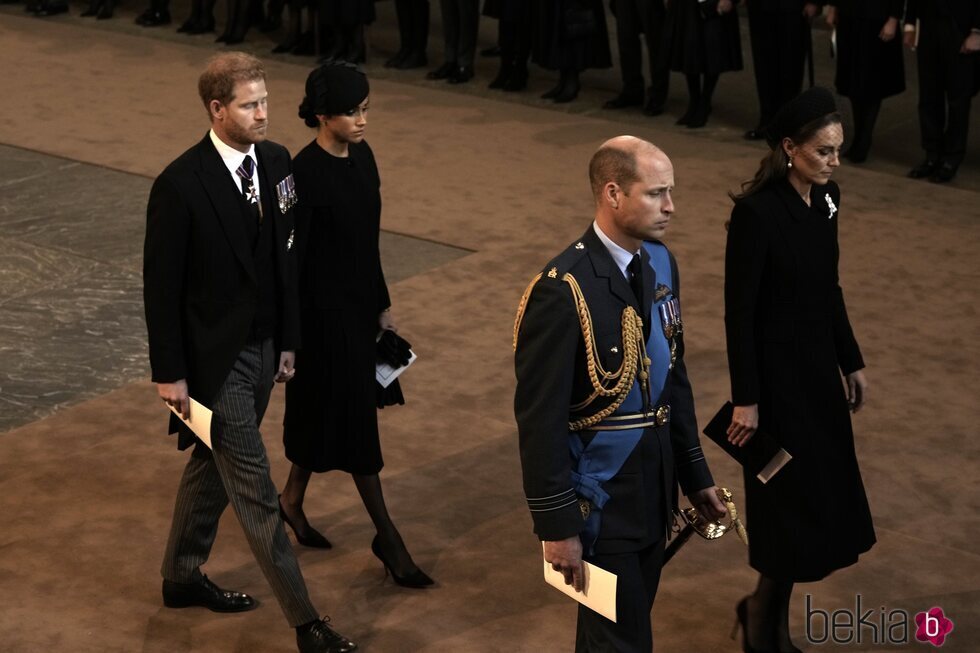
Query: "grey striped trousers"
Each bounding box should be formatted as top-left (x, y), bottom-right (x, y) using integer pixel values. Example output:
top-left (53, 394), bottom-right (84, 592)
top-left (161, 338), bottom-right (318, 627)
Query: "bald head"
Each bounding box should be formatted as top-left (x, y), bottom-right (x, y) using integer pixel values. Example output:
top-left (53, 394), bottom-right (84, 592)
top-left (588, 136), bottom-right (666, 203)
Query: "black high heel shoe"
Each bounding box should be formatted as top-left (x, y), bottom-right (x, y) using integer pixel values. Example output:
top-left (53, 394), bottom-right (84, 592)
top-left (370, 535), bottom-right (434, 588)
top-left (732, 597), bottom-right (776, 653)
top-left (279, 495), bottom-right (332, 549)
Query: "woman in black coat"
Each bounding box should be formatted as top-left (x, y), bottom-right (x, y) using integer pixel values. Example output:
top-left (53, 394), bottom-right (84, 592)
top-left (725, 87), bottom-right (875, 653)
top-left (826, 0), bottom-right (905, 162)
top-left (532, 0), bottom-right (612, 102)
top-left (663, 0), bottom-right (743, 128)
top-left (282, 64), bottom-right (433, 588)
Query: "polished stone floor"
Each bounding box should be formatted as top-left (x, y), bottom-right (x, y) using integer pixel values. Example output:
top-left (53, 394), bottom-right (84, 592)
top-left (0, 144), bottom-right (469, 432)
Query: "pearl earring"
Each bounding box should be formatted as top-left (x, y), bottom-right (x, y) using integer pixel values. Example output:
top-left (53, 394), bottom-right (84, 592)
top-left (788, 159), bottom-right (794, 169)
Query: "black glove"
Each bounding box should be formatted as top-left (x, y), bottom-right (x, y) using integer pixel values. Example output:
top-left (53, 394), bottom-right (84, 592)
top-left (377, 330), bottom-right (412, 368)
top-left (377, 378), bottom-right (405, 408)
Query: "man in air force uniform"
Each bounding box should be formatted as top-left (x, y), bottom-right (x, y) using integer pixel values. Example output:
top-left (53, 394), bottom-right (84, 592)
top-left (514, 136), bottom-right (726, 652)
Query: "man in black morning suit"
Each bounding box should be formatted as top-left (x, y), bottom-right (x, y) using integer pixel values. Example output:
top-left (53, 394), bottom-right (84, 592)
top-left (904, 0), bottom-right (980, 182)
top-left (514, 136), bottom-right (726, 652)
top-left (143, 52), bottom-right (356, 653)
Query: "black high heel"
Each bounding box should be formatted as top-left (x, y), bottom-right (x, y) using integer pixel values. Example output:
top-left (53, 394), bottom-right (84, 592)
top-left (279, 495), bottom-right (332, 549)
top-left (370, 535), bottom-right (434, 588)
top-left (732, 597), bottom-right (776, 653)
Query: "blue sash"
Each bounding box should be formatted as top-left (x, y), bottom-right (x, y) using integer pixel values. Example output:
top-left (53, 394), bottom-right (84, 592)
top-left (570, 242), bottom-right (676, 554)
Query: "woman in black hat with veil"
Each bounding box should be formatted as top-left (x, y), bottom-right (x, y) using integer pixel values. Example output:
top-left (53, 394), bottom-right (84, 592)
top-left (724, 87), bottom-right (875, 653)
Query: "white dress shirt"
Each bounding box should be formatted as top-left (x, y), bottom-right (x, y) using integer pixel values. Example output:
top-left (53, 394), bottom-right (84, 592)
top-left (209, 129), bottom-right (260, 201)
top-left (592, 221), bottom-right (639, 280)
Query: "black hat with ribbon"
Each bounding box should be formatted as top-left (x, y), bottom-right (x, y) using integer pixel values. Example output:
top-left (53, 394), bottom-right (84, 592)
top-left (298, 63), bottom-right (369, 127)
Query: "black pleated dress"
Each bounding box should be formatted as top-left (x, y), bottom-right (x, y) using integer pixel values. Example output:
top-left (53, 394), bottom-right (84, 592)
top-left (831, 0), bottom-right (905, 100)
top-left (664, 0), bottom-right (743, 75)
top-left (284, 140), bottom-right (391, 475)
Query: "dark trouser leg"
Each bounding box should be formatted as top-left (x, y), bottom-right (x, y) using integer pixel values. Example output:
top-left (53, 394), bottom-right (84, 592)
top-left (161, 340), bottom-right (318, 628)
top-left (393, 0), bottom-right (412, 55)
top-left (936, 19), bottom-right (975, 168)
top-left (412, 0), bottom-right (430, 56)
top-left (637, 0), bottom-right (668, 107)
top-left (848, 97), bottom-right (881, 161)
top-left (575, 539), bottom-right (666, 652)
top-left (439, 0), bottom-right (459, 64)
top-left (455, 0), bottom-right (479, 68)
top-left (917, 26), bottom-right (945, 162)
top-left (747, 8), bottom-right (775, 128)
top-left (614, 0), bottom-right (645, 95)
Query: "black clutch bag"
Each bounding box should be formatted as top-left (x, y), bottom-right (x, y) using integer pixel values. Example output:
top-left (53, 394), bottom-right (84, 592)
top-left (376, 331), bottom-right (411, 409)
top-left (702, 402), bottom-right (792, 483)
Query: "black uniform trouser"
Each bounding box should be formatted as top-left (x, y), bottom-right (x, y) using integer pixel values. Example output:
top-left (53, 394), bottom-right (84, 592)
top-left (575, 538), bottom-right (667, 652)
top-left (748, 7), bottom-right (807, 129)
top-left (613, 0), bottom-right (669, 105)
top-left (916, 18), bottom-right (976, 167)
top-left (395, 0), bottom-right (430, 55)
top-left (439, 0), bottom-right (480, 67)
top-left (497, 2), bottom-right (532, 70)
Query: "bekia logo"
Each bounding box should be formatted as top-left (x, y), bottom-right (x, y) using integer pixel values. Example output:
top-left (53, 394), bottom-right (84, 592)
top-left (915, 607), bottom-right (954, 647)
top-left (806, 595), bottom-right (954, 647)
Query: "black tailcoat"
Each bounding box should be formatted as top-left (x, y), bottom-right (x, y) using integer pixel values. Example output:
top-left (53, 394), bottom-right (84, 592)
top-left (143, 135), bottom-right (300, 449)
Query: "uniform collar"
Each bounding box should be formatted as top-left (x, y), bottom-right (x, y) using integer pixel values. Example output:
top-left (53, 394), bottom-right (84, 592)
top-left (592, 221), bottom-right (638, 279)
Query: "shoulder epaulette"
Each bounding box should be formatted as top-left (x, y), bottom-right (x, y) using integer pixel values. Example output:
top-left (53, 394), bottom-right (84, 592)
top-left (513, 239), bottom-right (591, 350)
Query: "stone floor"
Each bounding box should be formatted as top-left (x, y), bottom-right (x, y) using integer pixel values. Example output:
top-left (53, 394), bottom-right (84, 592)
top-left (0, 8), bottom-right (977, 653)
top-left (0, 144), bottom-right (469, 432)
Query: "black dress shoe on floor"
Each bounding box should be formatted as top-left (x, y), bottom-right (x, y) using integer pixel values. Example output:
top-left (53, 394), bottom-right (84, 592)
top-left (279, 495), bottom-right (332, 549)
top-left (603, 91), bottom-right (643, 109)
top-left (426, 61), bottom-right (456, 80)
top-left (908, 159), bottom-right (939, 179)
top-left (395, 51), bottom-right (428, 69)
top-left (370, 535), bottom-right (434, 589)
top-left (162, 575), bottom-right (257, 613)
top-left (136, 9), bottom-right (170, 25)
top-left (929, 162), bottom-right (957, 183)
top-left (642, 98), bottom-right (664, 116)
top-left (447, 65), bottom-right (474, 84)
top-left (33, 1), bottom-right (68, 15)
top-left (296, 617), bottom-right (357, 653)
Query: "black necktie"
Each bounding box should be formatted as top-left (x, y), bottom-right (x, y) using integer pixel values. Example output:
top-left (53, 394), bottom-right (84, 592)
top-left (627, 254), bottom-right (644, 308)
top-left (628, 254), bottom-right (651, 342)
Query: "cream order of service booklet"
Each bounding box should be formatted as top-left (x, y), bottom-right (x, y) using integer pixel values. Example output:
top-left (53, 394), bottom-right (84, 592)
top-left (168, 397), bottom-right (213, 449)
top-left (542, 546), bottom-right (618, 622)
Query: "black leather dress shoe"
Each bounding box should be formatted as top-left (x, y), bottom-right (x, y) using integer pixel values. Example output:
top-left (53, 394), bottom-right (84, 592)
top-left (603, 91), bottom-right (643, 110)
top-left (930, 162), bottom-right (957, 183)
top-left (296, 618), bottom-right (357, 653)
top-left (162, 575), bottom-right (257, 613)
top-left (447, 65), bottom-right (474, 84)
top-left (33, 1), bottom-right (68, 15)
top-left (136, 9), bottom-right (170, 25)
top-left (642, 98), bottom-right (664, 116)
top-left (395, 51), bottom-right (428, 69)
top-left (908, 159), bottom-right (939, 179)
top-left (426, 61), bottom-right (456, 80)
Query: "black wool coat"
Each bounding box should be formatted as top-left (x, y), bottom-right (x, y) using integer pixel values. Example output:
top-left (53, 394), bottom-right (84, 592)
top-left (725, 179), bottom-right (875, 581)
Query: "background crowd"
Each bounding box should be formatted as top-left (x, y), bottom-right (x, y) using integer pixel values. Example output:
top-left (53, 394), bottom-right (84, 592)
top-left (13, 0), bottom-right (979, 177)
